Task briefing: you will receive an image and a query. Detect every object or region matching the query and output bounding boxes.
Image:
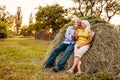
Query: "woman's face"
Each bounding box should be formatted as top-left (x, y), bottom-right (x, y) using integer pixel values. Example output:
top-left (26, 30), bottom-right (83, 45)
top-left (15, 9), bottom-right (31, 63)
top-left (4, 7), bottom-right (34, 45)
top-left (80, 22), bottom-right (86, 29)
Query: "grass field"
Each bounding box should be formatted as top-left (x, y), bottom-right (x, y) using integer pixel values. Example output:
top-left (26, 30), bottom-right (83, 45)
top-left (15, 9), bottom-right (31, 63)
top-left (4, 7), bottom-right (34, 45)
top-left (1, 37), bottom-right (118, 80)
top-left (0, 37), bottom-right (51, 80)
top-left (0, 37), bottom-right (75, 80)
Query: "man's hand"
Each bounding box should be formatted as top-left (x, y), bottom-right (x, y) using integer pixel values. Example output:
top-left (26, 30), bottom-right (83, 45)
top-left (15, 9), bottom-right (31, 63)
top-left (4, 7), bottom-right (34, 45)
top-left (72, 30), bottom-right (78, 40)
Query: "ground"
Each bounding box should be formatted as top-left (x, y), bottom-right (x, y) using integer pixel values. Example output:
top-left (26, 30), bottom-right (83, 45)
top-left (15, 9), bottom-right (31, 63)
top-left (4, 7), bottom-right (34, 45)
top-left (0, 37), bottom-right (120, 80)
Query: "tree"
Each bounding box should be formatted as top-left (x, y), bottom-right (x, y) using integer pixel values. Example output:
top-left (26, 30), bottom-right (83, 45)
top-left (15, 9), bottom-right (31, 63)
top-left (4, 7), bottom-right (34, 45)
top-left (21, 24), bottom-right (35, 36)
top-left (0, 21), bottom-right (8, 38)
top-left (0, 5), bottom-right (11, 23)
top-left (72, 0), bottom-right (120, 21)
top-left (0, 5), bottom-right (15, 29)
top-left (104, 0), bottom-right (120, 21)
top-left (35, 4), bottom-right (69, 31)
top-left (29, 13), bottom-right (33, 25)
top-left (6, 15), bottom-right (15, 28)
top-left (15, 7), bottom-right (22, 35)
top-left (72, 0), bottom-right (84, 16)
top-left (0, 6), bottom-right (7, 22)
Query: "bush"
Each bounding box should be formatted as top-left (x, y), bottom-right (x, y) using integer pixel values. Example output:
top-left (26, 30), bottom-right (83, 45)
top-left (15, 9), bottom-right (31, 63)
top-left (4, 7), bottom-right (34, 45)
top-left (21, 24), bottom-right (35, 36)
top-left (0, 21), bottom-right (8, 38)
top-left (7, 30), bottom-right (16, 38)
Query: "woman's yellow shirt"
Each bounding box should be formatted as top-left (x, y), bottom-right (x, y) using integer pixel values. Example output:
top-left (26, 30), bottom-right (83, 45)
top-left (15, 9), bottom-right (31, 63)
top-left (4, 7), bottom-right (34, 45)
top-left (76, 29), bottom-right (91, 44)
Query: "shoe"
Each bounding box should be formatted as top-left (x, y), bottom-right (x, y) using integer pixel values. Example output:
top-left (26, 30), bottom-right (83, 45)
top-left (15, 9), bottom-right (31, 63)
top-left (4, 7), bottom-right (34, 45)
top-left (44, 65), bottom-right (49, 69)
top-left (67, 69), bottom-right (73, 74)
top-left (52, 68), bottom-right (59, 72)
top-left (44, 64), bottom-right (52, 69)
top-left (75, 72), bottom-right (83, 76)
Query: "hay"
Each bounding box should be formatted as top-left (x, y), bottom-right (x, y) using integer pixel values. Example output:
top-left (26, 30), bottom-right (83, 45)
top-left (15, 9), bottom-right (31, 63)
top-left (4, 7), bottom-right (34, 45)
top-left (45, 17), bottom-right (120, 74)
top-left (82, 23), bottom-right (120, 73)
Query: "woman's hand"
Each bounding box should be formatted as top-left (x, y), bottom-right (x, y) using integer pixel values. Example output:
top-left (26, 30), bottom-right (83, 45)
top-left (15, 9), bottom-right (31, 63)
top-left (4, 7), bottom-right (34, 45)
top-left (77, 44), bottom-right (84, 49)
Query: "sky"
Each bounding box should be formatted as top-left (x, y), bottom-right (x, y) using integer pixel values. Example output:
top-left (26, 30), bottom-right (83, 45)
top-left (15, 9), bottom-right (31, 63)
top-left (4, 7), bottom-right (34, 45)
top-left (0, 0), bottom-right (120, 26)
top-left (0, 0), bottom-right (74, 25)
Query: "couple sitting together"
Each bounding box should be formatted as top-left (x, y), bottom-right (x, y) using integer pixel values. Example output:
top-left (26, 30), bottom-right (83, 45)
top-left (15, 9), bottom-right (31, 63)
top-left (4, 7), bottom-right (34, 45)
top-left (44, 19), bottom-right (94, 75)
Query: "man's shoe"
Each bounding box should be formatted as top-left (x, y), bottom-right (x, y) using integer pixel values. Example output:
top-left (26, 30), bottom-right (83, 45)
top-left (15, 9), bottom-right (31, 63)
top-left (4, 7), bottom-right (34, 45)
top-left (44, 64), bottom-right (52, 69)
top-left (52, 68), bottom-right (59, 72)
top-left (43, 65), bottom-right (49, 69)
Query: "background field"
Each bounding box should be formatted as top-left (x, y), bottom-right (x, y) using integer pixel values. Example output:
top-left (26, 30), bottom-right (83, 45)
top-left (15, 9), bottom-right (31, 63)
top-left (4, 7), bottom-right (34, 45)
top-left (0, 37), bottom-right (120, 80)
top-left (0, 37), bottom-right (52, 80)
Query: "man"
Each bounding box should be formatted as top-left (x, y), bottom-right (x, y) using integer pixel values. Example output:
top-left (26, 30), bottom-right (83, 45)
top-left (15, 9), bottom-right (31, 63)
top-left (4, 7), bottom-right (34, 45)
top-left (44, 19), bottom-right (81, 72)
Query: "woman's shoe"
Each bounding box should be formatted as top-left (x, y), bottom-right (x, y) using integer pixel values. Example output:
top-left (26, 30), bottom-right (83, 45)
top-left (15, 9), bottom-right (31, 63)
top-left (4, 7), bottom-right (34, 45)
top-left (67, 69), bottom-right (73, 74)
top-left (75, 72), bottom-right (83, 76)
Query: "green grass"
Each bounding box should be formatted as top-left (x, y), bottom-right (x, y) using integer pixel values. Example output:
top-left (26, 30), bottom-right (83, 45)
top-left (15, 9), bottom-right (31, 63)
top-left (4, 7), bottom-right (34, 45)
top-left (0, 37), bottom-right (119, 80)
top-left (0, 37), bottom-right (50, 80)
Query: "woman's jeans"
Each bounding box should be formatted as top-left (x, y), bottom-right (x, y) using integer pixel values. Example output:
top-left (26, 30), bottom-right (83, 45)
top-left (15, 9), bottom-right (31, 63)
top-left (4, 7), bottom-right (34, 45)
top-left (44, 42), bottom-right (74, 71)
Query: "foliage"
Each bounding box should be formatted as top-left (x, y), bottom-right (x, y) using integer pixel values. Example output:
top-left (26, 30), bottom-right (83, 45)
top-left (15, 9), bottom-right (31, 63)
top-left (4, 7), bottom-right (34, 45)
top-left (0, 21), bottom-right (8, 38)
top-left (29, 13), bottom-right (33, 25)
top-left (0, 6), bottom-right (9, 22)
top-left (105, 0), bottom-right (120, 21)
top-left (72, 0), bottom-right (120, 21)
top-left (35, 4), bottom-right (69, 31)
top-left (15, 7), bottom-right (22, 35)
top-left (80, 16), bottom-right (107, 24)
top-left (0, 6), bottom-right (15, 29)
top-left (7, 30), bottom-right (16, 38)
top-left (21, 24), bottom-right (35, 36)
top-left (6, 15), bottom-right (15, 28)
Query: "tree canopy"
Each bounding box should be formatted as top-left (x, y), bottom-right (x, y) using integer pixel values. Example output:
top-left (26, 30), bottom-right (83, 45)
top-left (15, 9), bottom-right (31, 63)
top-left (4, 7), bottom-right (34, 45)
top-left (0, 21), bottom-right (8, 38)
top-left (72, 0), bottom-right (120, 21)
top-left (15, 7), bottom-right (22, 34)
top-left (35, 4), bottom-right (69, 31)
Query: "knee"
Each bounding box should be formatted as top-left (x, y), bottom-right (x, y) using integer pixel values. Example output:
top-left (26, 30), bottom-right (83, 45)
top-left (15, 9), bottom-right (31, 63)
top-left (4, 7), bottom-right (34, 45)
top-left (78, 61), bottom-right (82, 65)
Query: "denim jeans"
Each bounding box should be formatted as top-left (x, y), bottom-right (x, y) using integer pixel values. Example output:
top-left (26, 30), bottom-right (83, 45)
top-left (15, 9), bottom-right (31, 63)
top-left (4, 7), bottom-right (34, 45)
top-left (44, 42), bottom-right (74, 71)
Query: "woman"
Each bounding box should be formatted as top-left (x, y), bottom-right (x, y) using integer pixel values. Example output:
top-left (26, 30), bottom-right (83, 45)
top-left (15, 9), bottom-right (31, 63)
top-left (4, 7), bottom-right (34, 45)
top-left (67, 20), bottom-right (94, 74)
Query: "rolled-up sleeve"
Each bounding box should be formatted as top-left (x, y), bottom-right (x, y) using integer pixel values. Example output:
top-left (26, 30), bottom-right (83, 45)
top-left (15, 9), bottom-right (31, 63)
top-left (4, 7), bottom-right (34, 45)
top-left (65, 26), bottom-right (73, 41)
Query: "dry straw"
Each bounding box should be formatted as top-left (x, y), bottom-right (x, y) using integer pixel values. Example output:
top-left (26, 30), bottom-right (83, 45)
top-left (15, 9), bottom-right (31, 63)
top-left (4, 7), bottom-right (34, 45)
top-left (45, 16), bottom-right (120, 74)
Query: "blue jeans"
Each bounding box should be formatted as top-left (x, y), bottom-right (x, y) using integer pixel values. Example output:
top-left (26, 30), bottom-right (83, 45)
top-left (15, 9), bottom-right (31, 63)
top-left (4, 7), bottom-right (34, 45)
top-left (44, 42), bottom-right (74, 71)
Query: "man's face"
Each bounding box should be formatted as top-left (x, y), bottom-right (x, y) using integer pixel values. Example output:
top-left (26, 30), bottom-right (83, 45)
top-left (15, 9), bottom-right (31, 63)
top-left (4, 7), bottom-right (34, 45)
top-left (74, 20), bottom-right (81, 29)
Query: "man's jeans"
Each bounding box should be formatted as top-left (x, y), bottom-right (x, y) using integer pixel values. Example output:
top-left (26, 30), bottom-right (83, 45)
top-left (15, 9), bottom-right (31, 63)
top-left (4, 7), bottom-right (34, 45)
top-left (44, 42), bottom-right (74, 71)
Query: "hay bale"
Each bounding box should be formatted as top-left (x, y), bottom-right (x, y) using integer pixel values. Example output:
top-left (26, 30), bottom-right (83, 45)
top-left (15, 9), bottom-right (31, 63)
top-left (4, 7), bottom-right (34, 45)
top-left (82, 23), bottom-right (120, 73)
top-left (45, 17), bottom-right (120, 74)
